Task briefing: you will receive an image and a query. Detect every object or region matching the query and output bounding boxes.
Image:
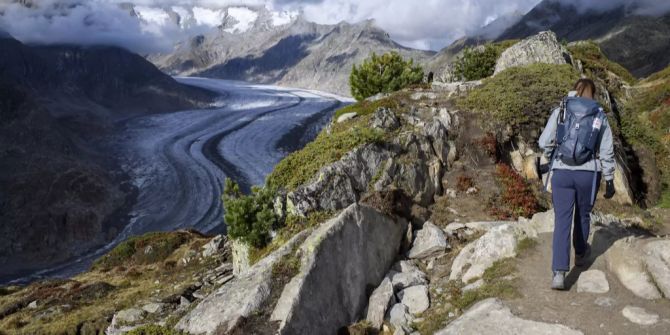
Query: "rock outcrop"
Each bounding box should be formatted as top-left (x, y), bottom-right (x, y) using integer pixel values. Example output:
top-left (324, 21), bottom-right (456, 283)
top-left (176, 230), bottom-right (311, 334)
top-left (494, 31), bottom-right (569, 74)
top-left (436, 298), bottom-right (583, 335)
top-left (287, 107), bottom-right (456, 216)
top-left (270, 204), bottom-right (407, 334)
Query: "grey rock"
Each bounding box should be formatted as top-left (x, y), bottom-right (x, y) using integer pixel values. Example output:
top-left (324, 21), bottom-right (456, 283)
top-left (142, 302), bottom-right (165, 314)
top-left (366, 277), bottom-right (395, 329)
top-left (576, 270), bottom-right (610, 294)
top-left (444, 222), bottom-right (466, 235)
top-left (494, 31), bottom-right (569, 75)
top-left (370, 107), bottom-right (400, 131)
top-left (430, 80), bottom-right (482, 98)
top-left (462, 279), bottom-right (485, 292)
top-left (271, 204), bottom-right (407, 334)
top-left (398, 285), bottom-right (430, 314)
top-left (392, 260), bottom-right (420, 273)
top-left (390, 270), bottom-right (428, 291)
top-left (28, 300), bottom-right (37, 309)
top-left (424, 120), bottom-right (450, 164)
top-left (605, 237), bottom-right (663, 300)
top-left (622, 306), bottom-right (659, 326)
top-left (114, 308), bottom-right (145, 324)
top-left (388, 303), bottom-right (414, 330)
top-left (201, 235), bottom-right (225, 258)
top-left (176, 230), bottom-right (310, 334)
top-left (408, 222), bottom-right (448, 259)
top-left (643, 240), bottom-right (670, 298)
top-left (337, 112), bottom-right (358, 123)
top-left (179, 296), bottom-right (191, 308)
top-left (436, 298), bottom-right (583, 335)
top-left (410, 92), bottom-right (438, 100)
top-left (450, 224), bottom-right (519, 283)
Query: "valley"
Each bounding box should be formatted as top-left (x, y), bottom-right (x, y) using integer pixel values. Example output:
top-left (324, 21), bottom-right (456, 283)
top-left (2, 78), bottom-right (348, 285)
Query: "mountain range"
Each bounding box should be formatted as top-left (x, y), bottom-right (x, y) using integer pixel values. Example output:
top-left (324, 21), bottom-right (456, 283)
top-left (0, 34), bottom-right (214, 281)
top-left (499, 0), bottom-right (670, 77)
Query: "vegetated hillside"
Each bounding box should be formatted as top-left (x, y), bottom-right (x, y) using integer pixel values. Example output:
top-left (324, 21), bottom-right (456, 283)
top-left (149, 14), bottom-right (434, 96)
top-left (0, 35), bottom-right (215, 283)
top-left (498, 0), bottom-right (670, 78)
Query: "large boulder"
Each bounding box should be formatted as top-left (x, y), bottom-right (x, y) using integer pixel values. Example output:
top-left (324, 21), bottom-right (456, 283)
top-left (270, 204), bottom-right (408, 334)
top-left (494, 31), bottom-right (570, 75)
top-left (605, 237), bottom-right (664, 300)
top-left (175, 230), bottom-right (311, 334)
top-left (643, 240), bottom-right (670, 298)
top-left (435, 298), bottom-right (583, 335)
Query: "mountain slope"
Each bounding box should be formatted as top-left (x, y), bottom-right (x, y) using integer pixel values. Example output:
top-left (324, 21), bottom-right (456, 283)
top-left (498, 0), bottom-right (670, 78)
top-left (146, 6), bottom-right (434, 96)
top-left (0, 36), bottom-right (214, 282)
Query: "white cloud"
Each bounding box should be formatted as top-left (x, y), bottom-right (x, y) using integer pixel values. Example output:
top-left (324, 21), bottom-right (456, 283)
top-left (1, 0), bottom-right (668, 54)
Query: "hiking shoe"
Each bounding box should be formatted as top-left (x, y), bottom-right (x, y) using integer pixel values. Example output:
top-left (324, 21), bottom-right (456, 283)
top-left (552, 271), bottom-right (567, 290)
top-left (575, 245), bottom-right (592, 267)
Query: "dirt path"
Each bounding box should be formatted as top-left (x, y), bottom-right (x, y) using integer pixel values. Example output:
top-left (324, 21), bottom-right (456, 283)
top-left (506, 231), bottom-right (670, 335)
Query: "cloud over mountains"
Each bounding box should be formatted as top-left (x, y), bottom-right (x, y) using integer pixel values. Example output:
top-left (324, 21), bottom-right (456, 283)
top-left (1, 0), bottom-right (668, 53)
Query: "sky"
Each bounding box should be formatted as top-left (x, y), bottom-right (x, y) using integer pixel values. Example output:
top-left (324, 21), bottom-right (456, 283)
top-left (1, 0), bottom-right (669, 53)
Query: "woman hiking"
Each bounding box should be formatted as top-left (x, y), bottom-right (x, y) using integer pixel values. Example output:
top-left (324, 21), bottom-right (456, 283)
top-left (538, 78), bottom-right (616, 290)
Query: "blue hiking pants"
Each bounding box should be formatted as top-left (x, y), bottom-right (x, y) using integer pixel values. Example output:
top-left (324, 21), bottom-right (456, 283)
top-left (551, 169), bottom-right (601, 271)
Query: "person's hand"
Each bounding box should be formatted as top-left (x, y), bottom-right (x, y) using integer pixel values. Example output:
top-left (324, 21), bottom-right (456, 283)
top-left (604, 180), bottom-right (615, 199)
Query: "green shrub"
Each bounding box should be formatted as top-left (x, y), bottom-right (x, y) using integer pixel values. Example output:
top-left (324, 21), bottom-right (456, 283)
top-left (452, 40), bottom-right (517, 81)
top-left (125, 324), bottom-right (185, 335)
top-left (223, 179), bottom-right (278, 248)
top-left (92, 232), bottom-right (192, 270)
top-left (350, 52), bottom-right (424, 101)
top-left (457, 63), bottom-right (578, 132)
top-left (267, 125), bottom-right (383, 190)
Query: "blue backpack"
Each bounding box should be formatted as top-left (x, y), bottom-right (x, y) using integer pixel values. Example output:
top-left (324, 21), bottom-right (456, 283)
top-left (555, 97), bottom-right (605, 166)
top-left (545, 96), bottom-right (606, 205)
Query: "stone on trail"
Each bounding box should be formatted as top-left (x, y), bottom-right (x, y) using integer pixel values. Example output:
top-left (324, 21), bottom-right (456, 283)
top-left (450, 224), bottom-right (519, 283)
top-left (397, 285), bottom-right (430, 314)
top-left (606, 237), bottom-right (663, 300)
top-left (392, 260), bottom-right (420, 273)
top-left (435, 298), bottom-right (583, 335)
top-left (370, 107), bottom-right (400, 131)
top-left (576, 270), bottom-right (610, 294)
top-left (643, 240), bottom-right (670, 298)
top-left (408, 222), bottom-right (448, 259)
top-left (365, 277), bottom-right (395, 329)
top-left (622, 306), bottom-right (659, 326)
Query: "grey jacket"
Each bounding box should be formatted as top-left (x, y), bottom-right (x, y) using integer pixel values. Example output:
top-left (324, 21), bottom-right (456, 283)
top-left (538, 93), bottom-right (616, 181)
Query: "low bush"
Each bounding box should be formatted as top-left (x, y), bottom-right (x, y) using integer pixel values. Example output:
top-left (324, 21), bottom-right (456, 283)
top-left (568, 41), bottom-right (637, 85)
top-left (223, 179), bottom-right (278, 249)
top-left (453, 40), bottom-right (517, 81)
top-left (350, 51), bottom-right (424, 101)
top-left (456, 174), bottom-right (475, 192)
top-left (489, 164), bottom-right (540, 219)
top-left (457, 63), bottom-right (578, 134)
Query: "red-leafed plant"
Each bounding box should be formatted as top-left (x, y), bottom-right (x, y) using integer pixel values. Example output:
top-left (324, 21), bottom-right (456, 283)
top-left (489, 164), bottom-right (539, 219)
top-left (477, 132), bottom-right (498, 160)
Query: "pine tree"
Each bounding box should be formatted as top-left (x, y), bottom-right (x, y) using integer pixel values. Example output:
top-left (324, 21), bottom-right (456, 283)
top-left (350, 52), bottom-right (424, 101)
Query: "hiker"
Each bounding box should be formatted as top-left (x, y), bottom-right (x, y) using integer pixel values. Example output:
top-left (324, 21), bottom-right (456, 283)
top-left (538, 78), bottom-right (616, 290)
